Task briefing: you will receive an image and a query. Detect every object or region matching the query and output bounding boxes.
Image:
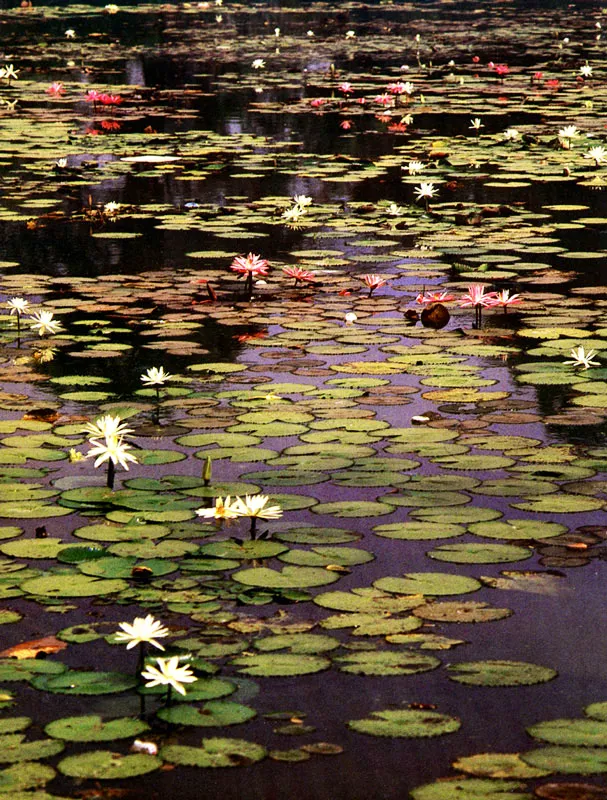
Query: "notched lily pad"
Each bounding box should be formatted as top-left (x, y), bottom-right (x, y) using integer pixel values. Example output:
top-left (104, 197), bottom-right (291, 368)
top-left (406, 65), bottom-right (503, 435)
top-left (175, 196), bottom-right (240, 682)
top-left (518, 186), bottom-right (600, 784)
top-left (348, 708), bottom-right (460, 738)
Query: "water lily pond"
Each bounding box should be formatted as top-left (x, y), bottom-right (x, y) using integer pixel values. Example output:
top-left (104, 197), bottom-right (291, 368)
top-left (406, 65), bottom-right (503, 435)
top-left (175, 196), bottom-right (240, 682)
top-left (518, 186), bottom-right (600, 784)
top-left (3, 0), bottom-right (607, 798)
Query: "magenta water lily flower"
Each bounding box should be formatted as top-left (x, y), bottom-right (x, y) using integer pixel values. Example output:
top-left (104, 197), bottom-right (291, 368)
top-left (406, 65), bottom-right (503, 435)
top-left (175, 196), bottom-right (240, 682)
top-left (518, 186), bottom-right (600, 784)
top-left (230, 252), bottom-right (270, 296)
top-left (460, 284), bottom-right (498, 327)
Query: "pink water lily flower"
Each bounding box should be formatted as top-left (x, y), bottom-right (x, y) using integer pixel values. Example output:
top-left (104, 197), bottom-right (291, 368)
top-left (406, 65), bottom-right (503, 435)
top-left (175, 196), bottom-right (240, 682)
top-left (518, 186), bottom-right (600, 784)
top-left (416, 290), bottom-right (455, 304)
top-left (230, 252), bottom-right (269, 296)
top-left (486, 289), bottom-right (522, 313)
top-left (46, 82), bottom-right (64, 97)
top-left (338, 82), bottom-right (353, 94)
top-left (460, 284), bottom-right (498, 328)
top-left (360, 274), bottom-right (388, 297)
top-left (283, 266), bottom-right (317, 285)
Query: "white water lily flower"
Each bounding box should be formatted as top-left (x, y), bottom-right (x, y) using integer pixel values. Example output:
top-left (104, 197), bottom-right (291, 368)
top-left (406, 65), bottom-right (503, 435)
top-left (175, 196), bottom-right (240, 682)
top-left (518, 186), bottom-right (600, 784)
top-left (252, 58), bottom-right (265, 70)
top-left (103, 201), bottom-right (121, 216)
top-left (406, 160), bottom-right (425, 175)
top-left (282, 205), bottom-right (305, 222)
top-left (141, 656), bottom-right (197, 696)
top-left (564, 346), bottom-right (600, 369)
top-left (29, 310), bottom-right (63, 336)
top-left (141, 366), bottom-right (173, 386)
top-left (345, 312), bottom-right (357, 325)
top-left (413, 182), bottom-right (437, 201)
top-left (579, 63), bottom-right (593, 78)
top-left (293, 194), bottom-right (312, 208)
top-left (469, 117), bottom-right (484, 130)
top-left (87, 435), bottom-right (138, 471)
top-left (503, 128), bottom-right (520, 141)
top-left (233, 494), bottom-right (283, 520)
top-left (7, 297), bottom-right (28, 315)
top-left (584, 146), bottom-right (607, 166)
top-left (196, 496), bottom-right (241, 521)
top-left (65, 28), bottom-right (76, 38)
top-left (82, 414), bottom-right (134, 440)
top-left (387, 203), bottom-right (403, 216)
top-left (115, 614), bottom-right (169, 651)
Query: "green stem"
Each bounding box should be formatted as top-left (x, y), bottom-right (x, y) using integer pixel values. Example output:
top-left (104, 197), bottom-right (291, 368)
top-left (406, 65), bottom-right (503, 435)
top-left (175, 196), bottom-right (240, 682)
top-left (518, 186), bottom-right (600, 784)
top-left (106, 459), bottom-right (115, 490)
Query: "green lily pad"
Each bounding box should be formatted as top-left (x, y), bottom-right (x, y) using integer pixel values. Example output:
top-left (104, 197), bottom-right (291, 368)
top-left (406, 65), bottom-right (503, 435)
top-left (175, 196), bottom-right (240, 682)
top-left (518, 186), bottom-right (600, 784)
top-left (31, 671), bottom-right (137, 695)
top-left (0, 761), bottom-right (57, 792)
top-left (157, 701), bottom-right (256, 727)
top-left (275, 526), bottom-right (360, 544)
top-left (469, 520), bottom-right (567, 540)
top-left (0, 718), bottom-right (30, 734)
top-left (374, 573), bottom-right (481, 596)
top-left (372, 521), bottom-right (466, 540)
top-left (254, 634), bottom-right (340, 654)
top-left (0, 659), bottom-right (66, 682)
top-left (453, 752), bottom-right (550, 778)
top-left (448, 660), bottom-right (557, 687)
top-left (522, 746), bottom-right (607, 774)
top-left (22, 574), bottom-right (128, 597)
top-left (232, 566), bottom-right (339, 589)
top-left (311, 501), bottom-right (393, 518)
top-left (57, 751), bottom-right (161, 779)
top-left (78, 557), bottom-right (177, 578)
top-left (0, 735), bottom-right (64, 763)
top-left (161, 737), bottom-right (266, 767)
top-left (278, 546), bottom-right (373, 567)
top-left (314, 588), bottom-right (421, 613)
top-left (0, 539), bottom-right (67, 559)
top-left (527, 718), bottom-right (607, 746)
top-left (198, 541), bottom-right (288, 560)
top-left (410, 777), bottom-right (531, 800)
top-left (427, 543), bottom-right (533, 564)
top-left (336, 650), bottom-right (440, 676)
top-left (348, 708), bottom-right (460, 738)
top-left (44, 716), bottom-right (149, 742)
top-left (413, 601), bottom-right (513, 624)
top-left (231, 653), bottom-right (331, 677)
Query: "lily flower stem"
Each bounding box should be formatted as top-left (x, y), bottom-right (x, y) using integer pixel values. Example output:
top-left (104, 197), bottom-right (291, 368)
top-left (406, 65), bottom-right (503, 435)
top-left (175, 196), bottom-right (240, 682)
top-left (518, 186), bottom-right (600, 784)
top-left (16, 314), bottom-right (20, 348)
top-left (106, 459), bottom-right (115, 490)
top-left (250, 517), bottom-right (258, 539)
top-left (245, 272), bottom-right (253, 297)
top-left (475, 304), bottom-right (482, 328)
top-left (137, 643), bottom-right (146, 678)
top-left (166, 684), bottom-right (173, 707)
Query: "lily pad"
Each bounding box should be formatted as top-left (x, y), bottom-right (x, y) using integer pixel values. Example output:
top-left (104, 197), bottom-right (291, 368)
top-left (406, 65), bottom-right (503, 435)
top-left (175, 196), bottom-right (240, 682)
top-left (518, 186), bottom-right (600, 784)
top-left (374, 573), bottom-right (481, 597)
top-left (348, 708), bottom-right (460, 738)
top-left (57, 751), bottom-right (160, 779)
top-left (161, 738), bottom-right (266, 767)
top-left (447, 660), bottom-right (557, 687)
top-left (157, 701), bottom-right (256, 727)
top-left (45, 716), bottom-right (149, 742)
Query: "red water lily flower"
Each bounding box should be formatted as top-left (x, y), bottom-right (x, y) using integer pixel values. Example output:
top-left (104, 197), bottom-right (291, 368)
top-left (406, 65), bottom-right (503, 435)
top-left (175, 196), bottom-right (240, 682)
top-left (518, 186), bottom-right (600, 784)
top-left (283, 266), bottom-right (317, 285)
top-left (340, 119), bottom-right (353, 130)
top-left (46, 82), bottom-right (64, 96)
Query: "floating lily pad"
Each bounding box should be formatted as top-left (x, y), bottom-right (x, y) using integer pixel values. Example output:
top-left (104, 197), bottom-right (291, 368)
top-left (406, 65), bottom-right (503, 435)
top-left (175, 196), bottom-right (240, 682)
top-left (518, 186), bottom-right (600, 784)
top-left (161, 738), bottom-right (266, 768)
top-left (0, 735), bottom-right (64, 764)
top-left (231, 653), bottom-right (331, 677)
top-left (45, 716), bottom-right (149, 742)
top-left (348, 708), bottom-right (460, 738)
top-left (427, 543), bottom-right (532, 564)
top-left (469, 520), bottom-right (567, 540)
top-left (232, 566), bottom-right (339, 589)
top-left (0, 761), bottom-right (57, 792)
top-left (311, 501), bottom-right (393, 518)
top-left (448, 660), bottom-right (557, 687)
top-left (522, 747), bottom-right (607, 774)
top-left (413, 601), bottom-right (513, 624)
top-left (374, 573), bottom-right (481, 597)
top-left (31, 671), bottom-right (137, 695)
top-left (157, 701), bottom-right (256, 727)
top-left (57, 751), bottom-right (160, 779)
top-left (336, 650), bottom-right (440, 676)
top-left (527, 718), bottom-right (607, 747)
top-left (453, 752), bottom-right (550, 779)
top-left (372, 522), bottom-right (466, 540)
top-left (410, 777), bottom-right (531, 800)
top-left (21, 575), bottom-right (127, 597)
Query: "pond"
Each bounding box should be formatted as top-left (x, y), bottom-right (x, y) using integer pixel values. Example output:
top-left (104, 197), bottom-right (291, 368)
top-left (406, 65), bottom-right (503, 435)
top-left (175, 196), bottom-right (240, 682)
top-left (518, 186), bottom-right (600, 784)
top-left (1, 0), bottom-right (607, 798)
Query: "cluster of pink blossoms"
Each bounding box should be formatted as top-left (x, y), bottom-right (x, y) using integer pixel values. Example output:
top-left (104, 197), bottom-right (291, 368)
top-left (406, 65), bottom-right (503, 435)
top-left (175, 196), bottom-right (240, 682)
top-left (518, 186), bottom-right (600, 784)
top-left (417, 285), bottom-right (522, 311)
